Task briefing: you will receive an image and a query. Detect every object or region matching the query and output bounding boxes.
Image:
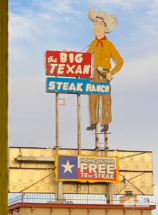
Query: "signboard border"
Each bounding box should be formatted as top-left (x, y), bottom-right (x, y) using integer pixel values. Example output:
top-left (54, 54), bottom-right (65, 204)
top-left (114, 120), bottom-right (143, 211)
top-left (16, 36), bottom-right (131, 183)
top-left (55, 154), bottom-right (119, 183)
top-left (45, 50), bottom-right (92, 78)
top-left (46, 77), bottom-right (111, 95)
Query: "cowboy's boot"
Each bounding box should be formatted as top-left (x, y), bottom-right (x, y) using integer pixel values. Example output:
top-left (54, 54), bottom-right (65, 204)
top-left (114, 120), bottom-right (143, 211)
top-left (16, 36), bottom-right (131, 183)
top-left (100, 124), bottom-right (108, 132)
top-left (86, 124), bottom-right (96, 131)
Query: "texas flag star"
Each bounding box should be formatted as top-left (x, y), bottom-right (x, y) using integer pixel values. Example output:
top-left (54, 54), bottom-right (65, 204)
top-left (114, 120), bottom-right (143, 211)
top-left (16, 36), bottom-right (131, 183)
top-left (61, 160), bottom-right (75, 173)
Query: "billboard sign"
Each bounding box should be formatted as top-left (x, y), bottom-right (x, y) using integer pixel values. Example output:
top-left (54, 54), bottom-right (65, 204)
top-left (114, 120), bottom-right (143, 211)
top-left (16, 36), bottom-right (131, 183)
top-left (45, 51), bottom-right (92, 78)
top-left (46, 77), bottom-right (110, 95)
top-left (55, 154), bottom-right (119, 183)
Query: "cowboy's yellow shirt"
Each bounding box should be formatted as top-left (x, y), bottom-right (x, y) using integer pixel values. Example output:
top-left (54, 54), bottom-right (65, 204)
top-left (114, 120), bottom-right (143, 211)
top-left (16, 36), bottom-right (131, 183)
top-left (87, 38), bottom-right (124, 75)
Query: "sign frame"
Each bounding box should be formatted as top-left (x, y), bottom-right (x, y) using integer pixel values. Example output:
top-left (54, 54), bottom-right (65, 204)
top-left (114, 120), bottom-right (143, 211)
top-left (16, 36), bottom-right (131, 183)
top-left (55, 154), bottom-right (119, 183)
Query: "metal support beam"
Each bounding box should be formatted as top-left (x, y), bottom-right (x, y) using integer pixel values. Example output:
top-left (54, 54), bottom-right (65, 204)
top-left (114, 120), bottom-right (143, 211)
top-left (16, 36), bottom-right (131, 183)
top-left (55, 92), bottom-right (62, 201)
top-left (106, 183), bottom-right (114, 204)
top-left (56, 92), bottom-right (59, 154)
top-left (95, 124), bottom-right (99, 156)
top-left (57, 181), bottom-right (63, 202)
top-left (77, 93), bottom-right (81, 155)
top-left (0, 0), bottom-right (8, 214)
top-left (16, 156), bottom-right (55, 162)
top-left (104, 133), bottom-right (113, 204)
top-left (104, 133), bottom-right (108, 157)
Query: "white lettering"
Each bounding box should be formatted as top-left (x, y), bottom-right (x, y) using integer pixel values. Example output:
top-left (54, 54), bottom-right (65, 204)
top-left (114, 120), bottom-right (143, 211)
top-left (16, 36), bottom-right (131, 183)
top-left (92, 84), bottom-right (96, 92)
top-left (48, 81), bottom-right (55, 90)
top-left (98, 164), bottom-right (105, 174)
top-left (57, 64), bottom-right (65, 74)
top-left (69, 83), bottom-right (76, 91)
top-left (107, 164), bottom-right (114, 174)
top-left (56, 82), bottom-right (63, 90)
top-left (89, 164), bottom-right (97, 173)
top-left (75, 53), bottom-right (83, 63)
top-left (66, 64), bottom-right (75, 74)
top-left (81, 163), bottom-right (87, 172)
top-left (110, 175), bottom-right (114, 179)
top-left (77, 83), bottom-right (83, 91)
top-left (98, 174), bottom-right (101, 178)
top-left (86, 84), bottom-right (91, 92)
top-left (96, 85), bottom-right (101, 92)
top-left (75, 65), bottom-right (82, 74)
top-left (101, 85), bottom-right (105, 92)
top-left (106, 174), bottom-right (110, 178)
top-left (48, 56), bottom-right (57, 63)
top-left (94, 174), bottom-right (97, 178)
top-left (60, 53), bottom-right (67, 63)
top-left (105, 85), bottom-right (110, 92)
top-left (83, 65), bottom-right (90, 74)
top-left (63, 82), bottom-right (69, 90)
top-left (102, 174), bottom-right (106, 178)
top-left (49, 64), bottom-right (58, 74)
top-left (69, 53), bottom-right (74, 63)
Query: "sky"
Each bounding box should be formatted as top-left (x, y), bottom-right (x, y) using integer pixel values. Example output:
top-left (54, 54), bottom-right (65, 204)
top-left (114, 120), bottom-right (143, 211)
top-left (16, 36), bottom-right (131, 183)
top-left (8, 0), bottom-right (158, 213)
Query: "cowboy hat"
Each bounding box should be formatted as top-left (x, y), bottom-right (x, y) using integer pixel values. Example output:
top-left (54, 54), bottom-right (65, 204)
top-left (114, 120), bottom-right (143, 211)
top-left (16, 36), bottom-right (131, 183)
top-left (87, 7), bottom-right (117, 33)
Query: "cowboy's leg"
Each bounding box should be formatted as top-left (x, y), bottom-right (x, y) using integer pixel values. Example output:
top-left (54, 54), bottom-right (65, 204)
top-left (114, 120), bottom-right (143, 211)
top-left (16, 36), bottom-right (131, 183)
top-left (100, 76), bottom-right (112, 127)
top-left (88, 68), bottom-right (100, 125)
top-left (89, 94), bottom-right (100, 124)
top-left (100, 92), bottom-right (112, 126)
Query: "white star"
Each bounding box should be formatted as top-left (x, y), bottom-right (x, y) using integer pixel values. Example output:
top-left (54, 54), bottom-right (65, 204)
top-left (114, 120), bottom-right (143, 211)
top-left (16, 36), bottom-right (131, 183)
top-left (61, 160), bottom-right (75, 173)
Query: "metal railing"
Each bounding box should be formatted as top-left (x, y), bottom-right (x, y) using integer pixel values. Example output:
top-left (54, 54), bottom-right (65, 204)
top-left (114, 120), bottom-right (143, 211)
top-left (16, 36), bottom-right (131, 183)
top-left (8, 194), bottom-right (150, 206)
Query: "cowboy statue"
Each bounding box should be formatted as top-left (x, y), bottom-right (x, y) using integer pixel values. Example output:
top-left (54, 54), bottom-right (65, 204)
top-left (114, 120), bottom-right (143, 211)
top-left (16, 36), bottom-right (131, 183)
top-left (63, 8), bottom-right (123, 132)
top-left (86, 8), bottom-right (124, 132)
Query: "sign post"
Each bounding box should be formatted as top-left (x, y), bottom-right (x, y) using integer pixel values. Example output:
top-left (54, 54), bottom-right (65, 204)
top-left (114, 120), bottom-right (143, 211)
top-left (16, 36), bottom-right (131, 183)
top-left (77, 91), bottom-right (81, 155)
top-left (45, 6), bottom-right (124, 204)
top-left (55, 73), bottom-right (63, 201)
top-left (55, 90), bottom-right (63, 201)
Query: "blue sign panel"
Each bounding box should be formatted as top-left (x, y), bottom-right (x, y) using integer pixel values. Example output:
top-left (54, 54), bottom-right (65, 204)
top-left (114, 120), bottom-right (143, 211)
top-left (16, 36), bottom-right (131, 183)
top-left (58, 155), bottom-right (78, 179)
top-left (46, 77), bottom-right (110, 95)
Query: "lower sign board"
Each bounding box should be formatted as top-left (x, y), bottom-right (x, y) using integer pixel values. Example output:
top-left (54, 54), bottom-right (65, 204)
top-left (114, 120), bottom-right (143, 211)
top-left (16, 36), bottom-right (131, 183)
top-left (55, 154), bottom-right (119, 183)
top-left (46, 77), bottom-right (110, 95)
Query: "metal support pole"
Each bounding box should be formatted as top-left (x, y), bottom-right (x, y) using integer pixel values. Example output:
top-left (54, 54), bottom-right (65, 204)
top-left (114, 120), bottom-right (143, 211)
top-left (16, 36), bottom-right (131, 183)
top-left (104, 133), bottom-right (108, 157)
top-left (106, 183), bottom-right (114, 204)
top-left (55, 92), bottom-right (62, 201)
top-left (104, 132), bottom-right (113, 204)
top-left (95, 124), bottom-right (99, 156)
top-left (77, 93), bottom-right (81, 155)
top-left (57, 181), bottom-right (63, 203)
top-left (56, 92), bottom-right (59, 154)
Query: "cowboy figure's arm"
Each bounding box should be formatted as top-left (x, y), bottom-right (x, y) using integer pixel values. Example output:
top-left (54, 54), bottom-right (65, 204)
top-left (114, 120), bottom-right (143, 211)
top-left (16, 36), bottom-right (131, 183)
top-left (108, 41), bottom-right (124, 77)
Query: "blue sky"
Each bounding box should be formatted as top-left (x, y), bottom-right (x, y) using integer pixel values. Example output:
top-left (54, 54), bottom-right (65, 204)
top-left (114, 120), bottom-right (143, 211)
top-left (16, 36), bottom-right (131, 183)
top-left (8, 0), bottom-right (158, 213)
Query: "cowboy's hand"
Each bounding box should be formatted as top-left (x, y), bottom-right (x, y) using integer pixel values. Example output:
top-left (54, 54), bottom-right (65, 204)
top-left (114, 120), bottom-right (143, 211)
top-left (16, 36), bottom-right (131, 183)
top-left (97, 66), bottom-right (103, 72)
top-left (62, 49), bottom-right (69, 52)
top-left (106, 73), bottom-right (113, 81)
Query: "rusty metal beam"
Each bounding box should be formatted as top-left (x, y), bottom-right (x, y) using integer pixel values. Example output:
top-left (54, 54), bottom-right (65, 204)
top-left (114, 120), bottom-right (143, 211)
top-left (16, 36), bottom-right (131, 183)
top-left (16, 156), bottom-right (55, 162)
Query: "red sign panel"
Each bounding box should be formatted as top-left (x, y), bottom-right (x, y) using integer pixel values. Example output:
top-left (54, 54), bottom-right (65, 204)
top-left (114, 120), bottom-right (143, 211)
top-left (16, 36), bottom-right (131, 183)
top-left (45, 51), bottom-right (92, 77)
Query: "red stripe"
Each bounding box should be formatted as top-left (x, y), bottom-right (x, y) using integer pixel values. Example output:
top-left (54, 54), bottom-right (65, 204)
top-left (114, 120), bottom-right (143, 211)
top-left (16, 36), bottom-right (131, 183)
top-left (78, 168), bottom-right (116, 181)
